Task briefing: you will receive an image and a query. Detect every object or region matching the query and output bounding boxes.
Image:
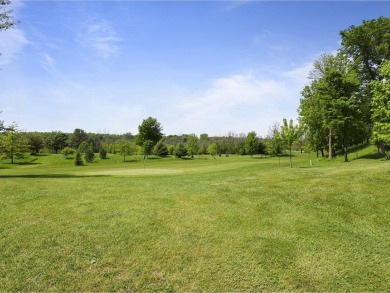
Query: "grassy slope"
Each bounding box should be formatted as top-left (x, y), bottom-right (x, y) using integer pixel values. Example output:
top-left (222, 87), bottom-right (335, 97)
top-left (0, 149), bottom-right (389, 291)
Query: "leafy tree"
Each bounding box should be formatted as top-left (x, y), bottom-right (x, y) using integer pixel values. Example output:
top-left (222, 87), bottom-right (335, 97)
top-left (208, 143), bottom-right (218, 158)
top-left (26, 132), bottom-right (45, 155)
top-left (245, 131), bottom-right (259, 157)
top-left (69, 128), bottom-right (88, 149)
top-left (371, 60), bottom-right (390, 158)
top-left (280, 118), bottom-right (302, 168)
top-left (135, 117), bottom-right (163, 151)
top-left (266, 122), bottom-right (283, 156)
top-left (61, 147), bottom-right (75, 159)
top-left (0, 123), bottom-right (28, 164)
top-left (78, 141), bottom-right (90, 153)
top-left (174, 143), bottom-right (188, 158)
top-left (118, 140), bottom-right (136, 162)
top-left (167, 145), bottom-right (175, 156)
top-left (154, 140), bottom-right (169, 157)
top-left (84, 147), bottom-right (95, 163)
top-left (340, 17), bottom-right (390, 83)
top-left (317, 66), bottom-right (362, 162)
top-left (74, 151), bottom-right (83, 166)
top-left (46, 132), bottom-right (68, 154)
top-left (340, 17), bottom-right (390, 141)
top-left (299, 84), bottom-right (328, 157)
top-left (187, 134), bottom-right (199, 158)
top-left (0, 1), bottom-right (17, 32)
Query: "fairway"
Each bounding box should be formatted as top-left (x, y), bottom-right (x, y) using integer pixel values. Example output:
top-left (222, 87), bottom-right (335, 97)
top-left (0, 152), bottom-right (389, 291)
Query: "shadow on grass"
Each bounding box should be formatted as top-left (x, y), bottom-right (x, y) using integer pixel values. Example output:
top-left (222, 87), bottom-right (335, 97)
top-left (355, 153), bottom-right (387, 160)
top-left (0, 174), bottom-right (111, 179)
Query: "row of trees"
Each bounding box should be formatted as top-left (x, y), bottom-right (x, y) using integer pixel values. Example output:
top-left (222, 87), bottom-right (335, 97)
top-left (298, 17), bottom-right (390, 161)
top-left (0, 114), bottom-right (304, 164)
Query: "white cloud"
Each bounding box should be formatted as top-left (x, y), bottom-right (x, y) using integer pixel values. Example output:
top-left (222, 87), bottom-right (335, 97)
top-left (0, 28), bottom-right (29, 66)
top-left (162, 65), bottom-right (312, 136)
top-left (42, 53), bottom-right (56, 73)
top-left (79, 17), bottom-right (122, 59)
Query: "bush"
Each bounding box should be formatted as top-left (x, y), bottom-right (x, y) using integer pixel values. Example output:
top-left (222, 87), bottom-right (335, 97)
top-left (74, 151), bottom-right (84, 166)
top-left (99, 148), bottom-right (107, 159)
top-left (175, 143), bottom-right (188, 158)
top-left (84, 148), bottom-right (95, 163)
top-left (61, 147), bottom-right (75, 159)
top-left (154, 141), bottom-right (169, 157)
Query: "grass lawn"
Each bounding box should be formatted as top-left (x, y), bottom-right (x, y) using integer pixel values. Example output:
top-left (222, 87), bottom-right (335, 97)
top-left (0, 149), bottom-right (389, 291)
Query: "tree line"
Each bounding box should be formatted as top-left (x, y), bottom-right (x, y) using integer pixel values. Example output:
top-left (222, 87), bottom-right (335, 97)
top-left (298, 17), bottom-right (390, 161)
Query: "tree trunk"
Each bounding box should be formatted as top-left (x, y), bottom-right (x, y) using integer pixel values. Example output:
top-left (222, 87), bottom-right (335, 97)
top-left (316, 148), bottom-right (319, 158)
top-left (321, 148), bottom-right (325, 158)
top-left (328, 128), bottom-right (333, 160)
top-left (289, 146), bottom-right (292, 168)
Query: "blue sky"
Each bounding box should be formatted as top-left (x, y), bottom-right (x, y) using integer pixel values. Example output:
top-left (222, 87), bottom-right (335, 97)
top-left (0, 1), bottom-right (389, 136)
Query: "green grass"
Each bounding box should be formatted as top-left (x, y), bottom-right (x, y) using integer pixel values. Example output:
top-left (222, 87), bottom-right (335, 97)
top-left (0, 150), bottom-right (389, 291)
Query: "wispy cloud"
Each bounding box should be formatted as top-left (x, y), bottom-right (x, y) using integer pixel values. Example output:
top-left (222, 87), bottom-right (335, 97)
top-left (163, 64), bottom-right (312, 135)
top-left (253, 30), bottom-right (290, 52)
top-left (0, 28), bottom-right (29, 66)
top-left (79, 17), bottom-right (122, 59)
top-left (41, 53), bottom-right (56, 73)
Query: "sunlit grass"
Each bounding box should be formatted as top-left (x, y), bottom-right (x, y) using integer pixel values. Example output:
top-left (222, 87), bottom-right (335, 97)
top-left (0, 151), bottom-right (389, 291)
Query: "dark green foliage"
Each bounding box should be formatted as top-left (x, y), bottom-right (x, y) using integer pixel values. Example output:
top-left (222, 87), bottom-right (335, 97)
top-left (26, 132), bottom-right (45, 155)
top-left (0, 124), bottom-right (29, 164)
top-left (174, 143), bottom-right (188, 158)
top-left (46, 132), bottom-right (68, 154)
top-left (84, 148), bottom-right (95, 163)
top-left (69, 128), bottom-right (88, 149)
top-left (154, 141), bottom-right (169, 157)
top-left (74, 151), bottom-right (83, 166)
top-left (78, 141), bottom-right (90, 153)
top-left (135, 117), bottom-right (163, 148)
top-left (340, 17), bottom-right (390, 82)
top-left (99, 148), bottom-right (107, 159)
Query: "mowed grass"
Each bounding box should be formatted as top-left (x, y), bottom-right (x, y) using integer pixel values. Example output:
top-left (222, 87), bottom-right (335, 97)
top-left (0, 150), bottom-right (389, 291)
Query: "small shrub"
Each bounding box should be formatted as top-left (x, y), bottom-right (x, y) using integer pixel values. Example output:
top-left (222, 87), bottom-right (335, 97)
top-left (74, 151), bottom-right (84, 166)
top-left (61, 147), bottom-right (75, 159)
top-left (99, 148), bottom-right (107, 159)
top-left (84, 148), bottom-right (95, 163)
top-left (175, 143), bottom-right (188, 158)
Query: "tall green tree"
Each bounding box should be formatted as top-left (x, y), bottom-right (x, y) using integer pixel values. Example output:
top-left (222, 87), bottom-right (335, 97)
top-left (46, 131), bottom-right (68, 154)
top-left (340, 17), bottom-right (390, 140)
top-left (135, 117), bottom-right (163, 155)
top-left (0, 123), bottom-right (28, 164)
top-left (69, 128), bottom-right (88, 149)
top-left (245, 131), bottom-right (259, 157)
top-left (26, 132), bottom-right (45, 155)
top-left (340, 17), bottom-right (390, 83)
top-left (317, 66), bottom-right (362, 162)
top-left (371, 60), bottom-right (390, 158)
top-left (280, 118), bottom-right (301, 168)
top-left (187, 134), bottom-right (199, 158)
